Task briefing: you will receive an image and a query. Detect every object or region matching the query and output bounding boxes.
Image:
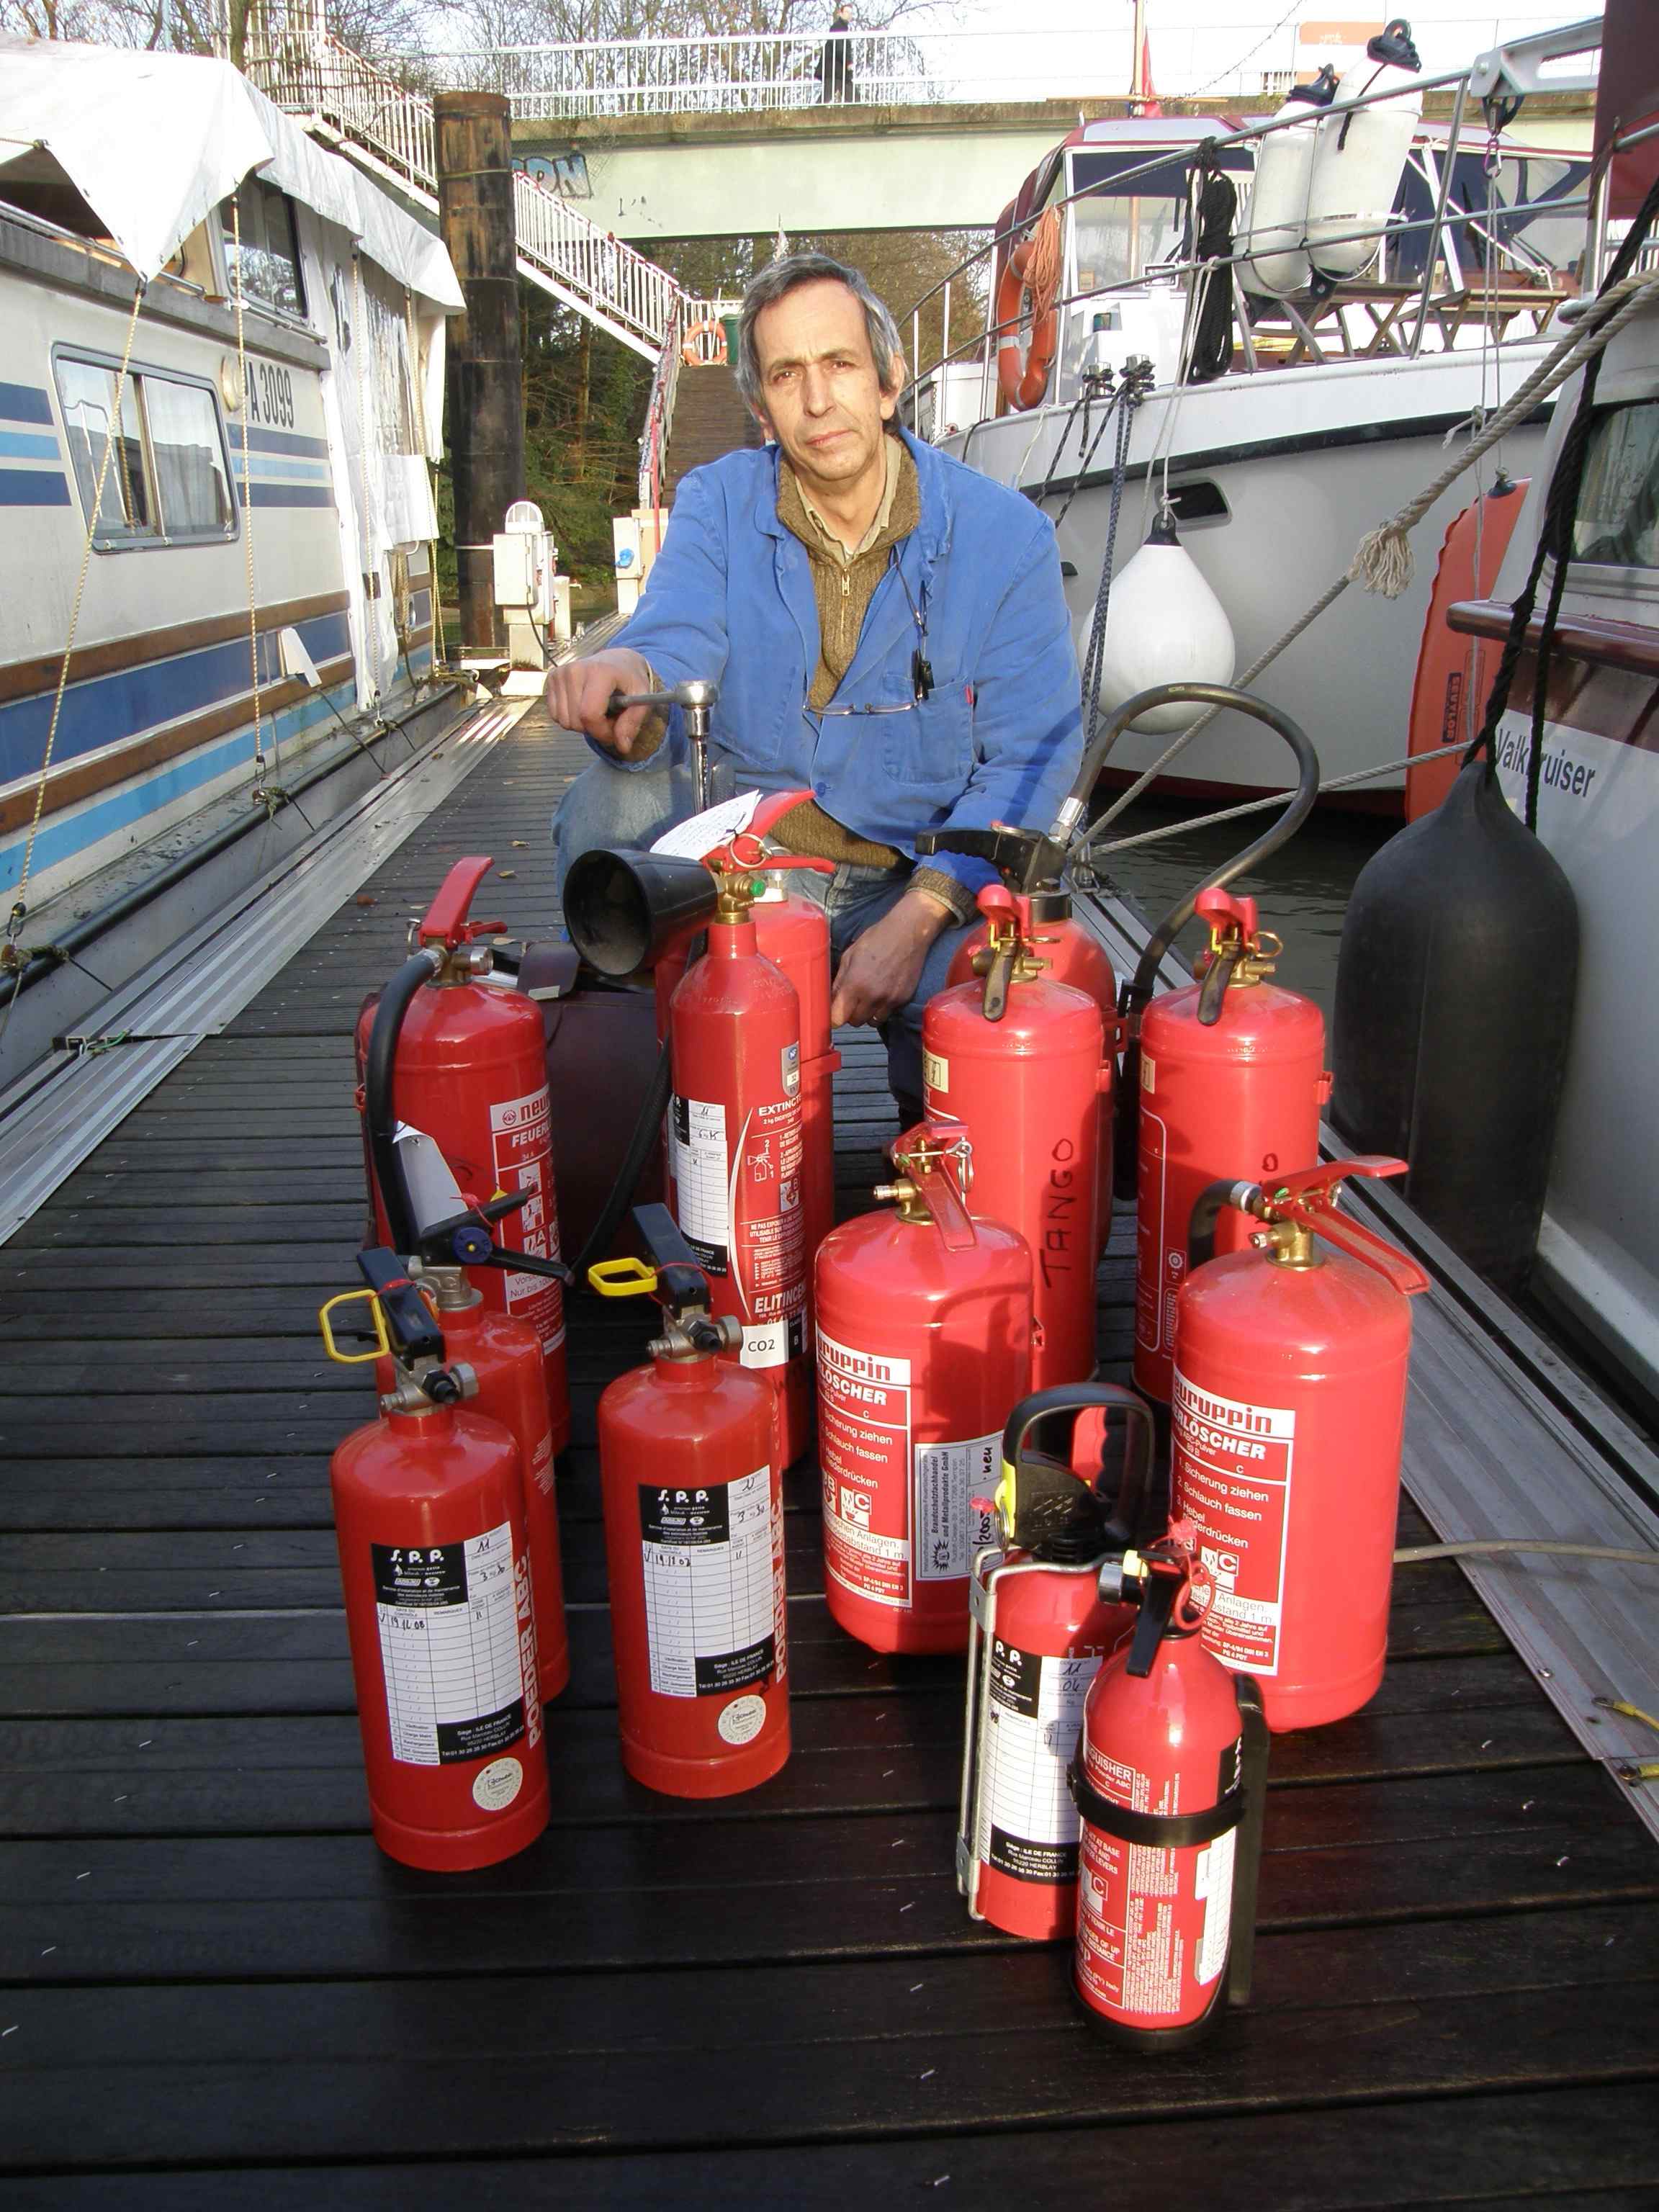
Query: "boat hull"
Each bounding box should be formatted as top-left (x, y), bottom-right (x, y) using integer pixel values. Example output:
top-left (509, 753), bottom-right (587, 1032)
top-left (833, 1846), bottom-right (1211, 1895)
top-left (941, 346), bottom-right (1555, 806)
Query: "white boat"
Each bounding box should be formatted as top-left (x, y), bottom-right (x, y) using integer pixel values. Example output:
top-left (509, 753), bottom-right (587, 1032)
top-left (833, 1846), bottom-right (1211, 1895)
top-left (1465, 276), bottom-right (1659, 1402)
top-left (0, 38), bottom-right (462, 935)
top-left (924, 53), bottom-right (1597, 809)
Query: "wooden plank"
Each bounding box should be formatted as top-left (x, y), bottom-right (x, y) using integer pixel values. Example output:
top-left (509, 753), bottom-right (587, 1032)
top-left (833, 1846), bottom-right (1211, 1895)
top-left (9, 2085), bottom-right (1647, 2208)
top-left (0, 1768), bottom-right (1647, 1989)
top-left (0, 1966), bottom-right (1655, 2170)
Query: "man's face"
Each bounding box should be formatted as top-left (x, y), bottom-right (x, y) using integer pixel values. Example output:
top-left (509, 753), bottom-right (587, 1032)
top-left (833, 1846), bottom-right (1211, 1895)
top-left (751, 279), bottom-right (901, 502)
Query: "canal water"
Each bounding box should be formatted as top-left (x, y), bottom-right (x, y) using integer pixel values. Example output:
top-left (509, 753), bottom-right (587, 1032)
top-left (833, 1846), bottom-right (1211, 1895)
top-left (1087, 793), bottom-right (1397, 1016)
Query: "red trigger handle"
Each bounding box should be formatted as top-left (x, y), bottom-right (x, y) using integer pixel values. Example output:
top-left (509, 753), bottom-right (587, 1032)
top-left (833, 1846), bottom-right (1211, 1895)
top-left (1271, 1157), bottom-right (1430, 1296)
top-left (418, 857), bottom-right (496, 948)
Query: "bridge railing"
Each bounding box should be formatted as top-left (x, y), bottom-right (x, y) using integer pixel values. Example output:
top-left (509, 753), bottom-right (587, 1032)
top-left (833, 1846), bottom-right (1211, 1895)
top-left (413, 27), bottom-right (1155, 116)
top-left (403, 17), bottom-right (1579, 117)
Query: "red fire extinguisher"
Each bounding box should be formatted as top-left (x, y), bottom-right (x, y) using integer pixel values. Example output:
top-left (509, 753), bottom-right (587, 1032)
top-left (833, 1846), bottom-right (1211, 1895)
top-left (590, 1205), bottom-right (789, 1797)
top-left (666, 853), bottom-right (818, 1470)
top-left (322, 1255), bottom-right (550, 1871)
top-left (358, 856), bottom-right (571, 1449)
top-left (1128, 886), bottom-right (1328, 1404)
top-left (814, 1125), bottom-right (1032, 1655)
top-left (657, 853), bottom-right (840, 1274)
top-left (919, 881), bottom-right (1110, 1390)
top-left (958, 1383), bottom-right (1152, 1941)
top-left (1172, 1156), bottom-right (1429, 1731)
top-left (562, 797), bottom-right (840, 1275)
top-left (946, 877), bottom-right (1118, 1259)
top-left (1071, 1525), bottom-right (1269, 2048)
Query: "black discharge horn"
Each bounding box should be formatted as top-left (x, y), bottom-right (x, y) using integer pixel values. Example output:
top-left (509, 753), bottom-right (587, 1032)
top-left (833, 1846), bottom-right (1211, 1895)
top-left (562, 846), bottom-right (720, 977)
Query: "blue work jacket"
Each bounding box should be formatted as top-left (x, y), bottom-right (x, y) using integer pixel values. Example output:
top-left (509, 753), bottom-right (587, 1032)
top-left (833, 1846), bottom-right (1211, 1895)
top-left (600, 428), bottom-right (1084, 903)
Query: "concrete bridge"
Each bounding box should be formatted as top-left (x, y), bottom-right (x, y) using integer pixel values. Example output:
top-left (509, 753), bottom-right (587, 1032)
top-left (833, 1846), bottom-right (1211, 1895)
top-left (513, 99), bottom-right (1132, 243)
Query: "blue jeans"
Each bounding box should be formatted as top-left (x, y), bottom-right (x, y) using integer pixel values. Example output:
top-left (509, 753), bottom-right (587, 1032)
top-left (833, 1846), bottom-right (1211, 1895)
top-left (552, 755), bottom-right (976, 1118)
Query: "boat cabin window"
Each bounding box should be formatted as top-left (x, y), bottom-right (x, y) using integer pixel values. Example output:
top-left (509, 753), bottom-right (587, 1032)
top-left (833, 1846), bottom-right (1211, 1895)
top-left (54, 351), bottom-right (236, 550)
top-left (1572, 401), bottom-right (1659, 571)
top-left (221, 180), bottom-right (307, 323)
top-left (1065, 148), bottom-right (1254, 291)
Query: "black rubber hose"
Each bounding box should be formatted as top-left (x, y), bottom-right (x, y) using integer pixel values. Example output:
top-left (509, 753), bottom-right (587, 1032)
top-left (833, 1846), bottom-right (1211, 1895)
top-left (1186, 1179), bottom-right (1263, 1270)
top-left (1102, 683), bottom-right (1320, 1200)
top-left (570, 1026), bottom-right (675, 1289)
top-left (363, 950), bottom-right (439, 1259)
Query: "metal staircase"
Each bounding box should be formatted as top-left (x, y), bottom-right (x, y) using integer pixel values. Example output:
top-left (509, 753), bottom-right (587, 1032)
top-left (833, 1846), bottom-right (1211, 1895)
top-left (246, 17), bottom-right (684, 359)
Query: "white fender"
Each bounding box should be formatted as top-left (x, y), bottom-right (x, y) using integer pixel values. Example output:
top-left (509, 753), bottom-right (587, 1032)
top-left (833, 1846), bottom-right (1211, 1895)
top-left (1089, 516), bottom-right (1236, 735)
top-left (1238, 66), bottom-right (1337, 299)
top-left (1305, 20), bottom-right (1424, 283)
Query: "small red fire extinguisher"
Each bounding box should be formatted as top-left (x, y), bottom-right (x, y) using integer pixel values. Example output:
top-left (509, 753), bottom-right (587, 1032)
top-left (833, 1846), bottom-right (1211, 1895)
top-left (1172, 1156), bottom-right (1429, 1731)
top-left (1071, 1525), bottom-right (1269, 2049)
top-left (814, 1124), bottom-right (1033, 1655)
top-left (1128, 886), bottom-right (1329, 1405)
top-left (322, 1256), bottom-right (549, 1871)
top-left (958, 1382), bottom-right (1152, 1941)
top-left (667, 854), bottom-right (818, 1470)
top-left (357, 855), bottom-right (572, 1452)
top-left (921, 881), bottom-right (1111, 1391)
top-left (590, 1205), bottom-right (789, 1798)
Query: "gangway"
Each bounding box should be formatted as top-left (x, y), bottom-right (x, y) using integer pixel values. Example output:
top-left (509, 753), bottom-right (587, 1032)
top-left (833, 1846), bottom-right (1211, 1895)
top-left (246, 8), bottom-right (684, 361)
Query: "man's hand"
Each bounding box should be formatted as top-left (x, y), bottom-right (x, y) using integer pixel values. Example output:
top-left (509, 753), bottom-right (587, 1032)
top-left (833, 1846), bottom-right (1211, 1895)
top-left (830, 888), bottom-right (956, 1029)
top-left (543, 648), bottom-right (657, 758)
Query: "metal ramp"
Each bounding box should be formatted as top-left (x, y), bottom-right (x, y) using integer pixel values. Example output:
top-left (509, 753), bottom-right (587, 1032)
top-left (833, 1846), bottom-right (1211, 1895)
top-left (246, 15), bottom-right (684, 360)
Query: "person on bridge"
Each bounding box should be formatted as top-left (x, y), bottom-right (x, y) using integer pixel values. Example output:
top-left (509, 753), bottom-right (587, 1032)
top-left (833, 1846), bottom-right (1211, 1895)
top-left (544, 251), bottom-right (1082, 1122)
top-left (814, 3), bottom-right (856, 103)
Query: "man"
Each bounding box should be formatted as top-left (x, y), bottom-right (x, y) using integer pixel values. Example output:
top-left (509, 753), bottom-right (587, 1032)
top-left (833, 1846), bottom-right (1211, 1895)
top-left (815, 2), bottom-right (855, 104)
top-left (546, 251), bottom-right (1082, 1121)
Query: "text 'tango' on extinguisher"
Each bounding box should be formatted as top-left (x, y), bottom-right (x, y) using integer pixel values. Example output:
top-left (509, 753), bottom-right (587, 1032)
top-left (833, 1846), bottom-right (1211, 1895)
top-left (358, 855), bottom-right (572, 1451)
top-left (1129, 886), bottom-right (1329, 1404)
top-left (814, 1124), bottom-right (1032, 1655)
top-left (590, 1205), bottom-right (789, 1798)
top-left (1071, 1525), bottom-right (1269, 2049)
top-left (925, 821), bottom-right (1118, 1262)
top-left (1172, 1156), bottom-right (1429, 1732)
top-left (321, 1254), bottom-right (549, 1871)
top-left (916, 878), bottom-right (1110, 1393)
top-left (958, 1382), bottom-right (1154, 1942)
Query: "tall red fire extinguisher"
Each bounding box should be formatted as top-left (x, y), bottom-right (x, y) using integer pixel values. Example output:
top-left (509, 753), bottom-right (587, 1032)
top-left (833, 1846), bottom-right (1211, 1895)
top-left (665, 855), bottom-right (817, 1469)
top-left (562, 800), bottom-right (840, 1274)
top-left (357, 856), bottom-right (572, 1452)
top-left (1071, 1525), bottom-right (1269, 2048)
top-left (1172, 1156), bottom-right (1429, 1731)
top-left (958, 1383), bottom-right (1152, 1941)
top-left (944, 866), bottom-right (1118, 1259)
top-left (322, 1254), bottom-right (550, 1871)
top-left (1129, 886), bottom-right (1328, 1403)
top-left (814, 1125), bottom-right (1032, 1654)
top-left (918, 881), bottom-right (1110, 1390)
top-left (590, 1205), bottom-right (790, 1797)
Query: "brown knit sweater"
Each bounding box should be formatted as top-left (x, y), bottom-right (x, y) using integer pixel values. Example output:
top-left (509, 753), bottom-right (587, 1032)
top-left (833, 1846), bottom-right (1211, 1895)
top-left (770, 441), bottom-right (972, 922)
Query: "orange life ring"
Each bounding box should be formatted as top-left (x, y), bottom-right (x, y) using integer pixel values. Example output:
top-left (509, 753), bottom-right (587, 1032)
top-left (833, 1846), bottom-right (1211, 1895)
top-left (996, 225), bottom-right (1059, 413)
top-left (680, 319), bottom-right (726, 367)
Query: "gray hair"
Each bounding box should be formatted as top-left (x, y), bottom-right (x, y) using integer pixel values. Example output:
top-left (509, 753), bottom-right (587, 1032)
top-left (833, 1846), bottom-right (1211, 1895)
top-left (734, 252), bottom-right (904, 413)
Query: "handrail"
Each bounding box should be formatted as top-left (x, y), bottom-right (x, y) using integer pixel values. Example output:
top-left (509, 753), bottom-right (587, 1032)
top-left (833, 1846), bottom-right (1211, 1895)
top-left (246, 30), bottom-right (687, 355)
top-left (400, 25), bottom-right (1308, 115)
top-left (902, 186), bottom-right (1591, 412)
top-left (899, 62), bottom-right (1479, 336)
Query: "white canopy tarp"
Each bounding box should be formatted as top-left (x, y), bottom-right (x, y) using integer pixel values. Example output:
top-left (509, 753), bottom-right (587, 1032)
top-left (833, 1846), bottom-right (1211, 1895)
top-left (0, 40), bottom-right (462, 309)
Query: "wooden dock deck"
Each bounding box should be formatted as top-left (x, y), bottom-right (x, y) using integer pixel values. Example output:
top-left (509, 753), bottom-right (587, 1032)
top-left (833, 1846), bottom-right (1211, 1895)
top-left (2, 704), bottom-right (1657, 2205)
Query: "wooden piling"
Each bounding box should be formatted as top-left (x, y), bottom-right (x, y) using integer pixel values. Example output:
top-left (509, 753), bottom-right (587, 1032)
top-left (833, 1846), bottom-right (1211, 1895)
top-left (435, 90), bottom-right (524, 655)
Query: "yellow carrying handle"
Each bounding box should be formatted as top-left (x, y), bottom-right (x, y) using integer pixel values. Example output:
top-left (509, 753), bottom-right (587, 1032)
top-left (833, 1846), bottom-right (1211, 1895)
top-left (318, 1288), bottom-right (391, 1364)
top-left (586, 1256), bottom-right (659, 1298)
